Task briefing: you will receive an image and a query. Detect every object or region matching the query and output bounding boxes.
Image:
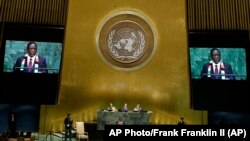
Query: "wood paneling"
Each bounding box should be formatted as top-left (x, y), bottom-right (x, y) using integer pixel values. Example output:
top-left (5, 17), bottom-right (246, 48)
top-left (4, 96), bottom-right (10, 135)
top-left (0, 0), bottom-right (68, 26)
top-left (187, 0), bottom-right (250, 30)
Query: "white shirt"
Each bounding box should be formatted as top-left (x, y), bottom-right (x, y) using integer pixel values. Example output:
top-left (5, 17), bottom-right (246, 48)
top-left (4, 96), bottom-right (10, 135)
top-left (211, 61), bottom-right (221, 73)
top-left (27, 55), bottom-right (36, 67)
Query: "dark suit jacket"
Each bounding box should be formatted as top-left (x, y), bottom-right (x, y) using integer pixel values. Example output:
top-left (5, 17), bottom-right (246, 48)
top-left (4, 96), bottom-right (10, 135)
top-left (64, 117), bottom-right (73, 130)
top-left (13, 56), bottom-right (48, 73)
top-left (8, 113), bottom-right (16, 133)
top-left (200, 62), bottom-right (235, 80)
top-left (121, 107), bottom-right (128, 112)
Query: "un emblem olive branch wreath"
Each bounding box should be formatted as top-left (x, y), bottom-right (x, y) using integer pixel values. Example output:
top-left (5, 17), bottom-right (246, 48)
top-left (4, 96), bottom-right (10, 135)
top-left (107, 30), bottom-right (145, 61)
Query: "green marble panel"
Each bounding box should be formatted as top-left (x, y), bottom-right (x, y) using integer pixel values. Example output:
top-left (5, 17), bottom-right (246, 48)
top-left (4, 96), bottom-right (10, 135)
top-left (97, 111), bottom-right (152, 130)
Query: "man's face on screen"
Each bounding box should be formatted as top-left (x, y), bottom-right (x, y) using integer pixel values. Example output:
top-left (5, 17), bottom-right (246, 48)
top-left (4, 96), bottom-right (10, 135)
top-left (27, 43), bottom-right (37, 57)
top-left (211, 50), bottom-right (221, 64)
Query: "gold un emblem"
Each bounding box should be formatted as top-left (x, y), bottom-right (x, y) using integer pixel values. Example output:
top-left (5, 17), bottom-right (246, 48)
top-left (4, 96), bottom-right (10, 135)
top-left (97, 10), bottom-right (157, 71)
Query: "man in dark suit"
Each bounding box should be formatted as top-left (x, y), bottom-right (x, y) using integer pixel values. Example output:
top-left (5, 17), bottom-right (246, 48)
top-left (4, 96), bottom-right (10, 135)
top-left (200, 48), bottom-right (235, 80)
top-left (64, 113), bottom-right (73, 141)
top-left (13, 41), bottom-right (48, 73)
top-left (177, 117), bottom-right (186, 125)
top-left (121, 103), bottom-right (129, 112)
top-left (8, 110), bottom-right (16, 138)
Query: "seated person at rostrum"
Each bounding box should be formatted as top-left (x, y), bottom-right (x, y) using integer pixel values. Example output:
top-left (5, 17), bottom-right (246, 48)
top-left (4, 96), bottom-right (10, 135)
top-left (107, 103), bottom-right (117, 112)
top-left (116, 117), bottom-right (125, 125)
top-left (133, 104), bottom-right (142, 112)
top-left (121, 103), bottom-right (129, 112)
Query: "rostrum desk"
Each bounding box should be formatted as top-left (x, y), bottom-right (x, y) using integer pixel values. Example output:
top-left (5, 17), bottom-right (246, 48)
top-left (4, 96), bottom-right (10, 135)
top-left (97, 110), bottom-right (152, 130)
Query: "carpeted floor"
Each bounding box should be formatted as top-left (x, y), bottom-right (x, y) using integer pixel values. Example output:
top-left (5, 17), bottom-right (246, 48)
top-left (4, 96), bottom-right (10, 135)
top-left (0, 132), bottom-right (104, 141)
top-left (38, 132), bottom-right (104, 141)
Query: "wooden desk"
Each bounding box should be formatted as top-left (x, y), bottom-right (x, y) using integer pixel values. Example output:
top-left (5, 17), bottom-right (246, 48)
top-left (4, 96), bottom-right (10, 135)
top-left (97, 110), bottom-right (152, 130)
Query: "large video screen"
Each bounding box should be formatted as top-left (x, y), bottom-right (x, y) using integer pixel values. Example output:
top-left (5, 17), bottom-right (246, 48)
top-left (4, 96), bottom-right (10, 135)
top-left (188, 31), bottom-right (250, 112)
top-left (0, 23), bottom-right (64, 104)
top-left (3, 40), bottom-right (62, 74)
top-left (189, 47), bottom-right (247, 80)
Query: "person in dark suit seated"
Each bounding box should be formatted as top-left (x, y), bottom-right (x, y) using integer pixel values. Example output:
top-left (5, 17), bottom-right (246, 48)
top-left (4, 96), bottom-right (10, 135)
top-left (200, 48), bottom-right (235, 80)
top-left (121, 103), bottom-right (129, 112)
top-left (64, 113), bottom-right (73, 141)
top-left (13, 41), bottom-right (48, 73)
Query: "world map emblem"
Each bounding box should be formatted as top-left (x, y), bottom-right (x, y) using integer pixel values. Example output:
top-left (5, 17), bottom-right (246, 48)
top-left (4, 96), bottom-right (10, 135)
top-left (97, 10), bottom-right (157, 70)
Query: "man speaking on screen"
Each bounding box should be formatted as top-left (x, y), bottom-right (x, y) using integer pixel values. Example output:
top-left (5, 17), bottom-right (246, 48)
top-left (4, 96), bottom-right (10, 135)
top-left (200, 48), bottom-right (235, 80)
top-left (13, 41), bottom-right (48, 73)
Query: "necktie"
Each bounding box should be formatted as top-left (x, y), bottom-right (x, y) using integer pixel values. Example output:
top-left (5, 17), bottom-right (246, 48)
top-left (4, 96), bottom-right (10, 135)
top-left (215, 64), bottom-right (219, 79)
top-left (28, 59), bottom-right (33, 72)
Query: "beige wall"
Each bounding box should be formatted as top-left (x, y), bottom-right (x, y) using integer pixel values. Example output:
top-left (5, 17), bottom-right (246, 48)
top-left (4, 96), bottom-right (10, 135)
top-left (39, 0), bottom-right (207, 133)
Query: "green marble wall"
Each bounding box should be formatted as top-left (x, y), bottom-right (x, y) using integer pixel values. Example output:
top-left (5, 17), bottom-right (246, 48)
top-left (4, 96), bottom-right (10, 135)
top-left (97, 111), bottom-right (152, 130)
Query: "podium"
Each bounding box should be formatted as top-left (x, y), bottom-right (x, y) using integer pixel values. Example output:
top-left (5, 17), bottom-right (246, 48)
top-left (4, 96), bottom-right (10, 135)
top-left (97, 110), bottom-right (152, 130)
